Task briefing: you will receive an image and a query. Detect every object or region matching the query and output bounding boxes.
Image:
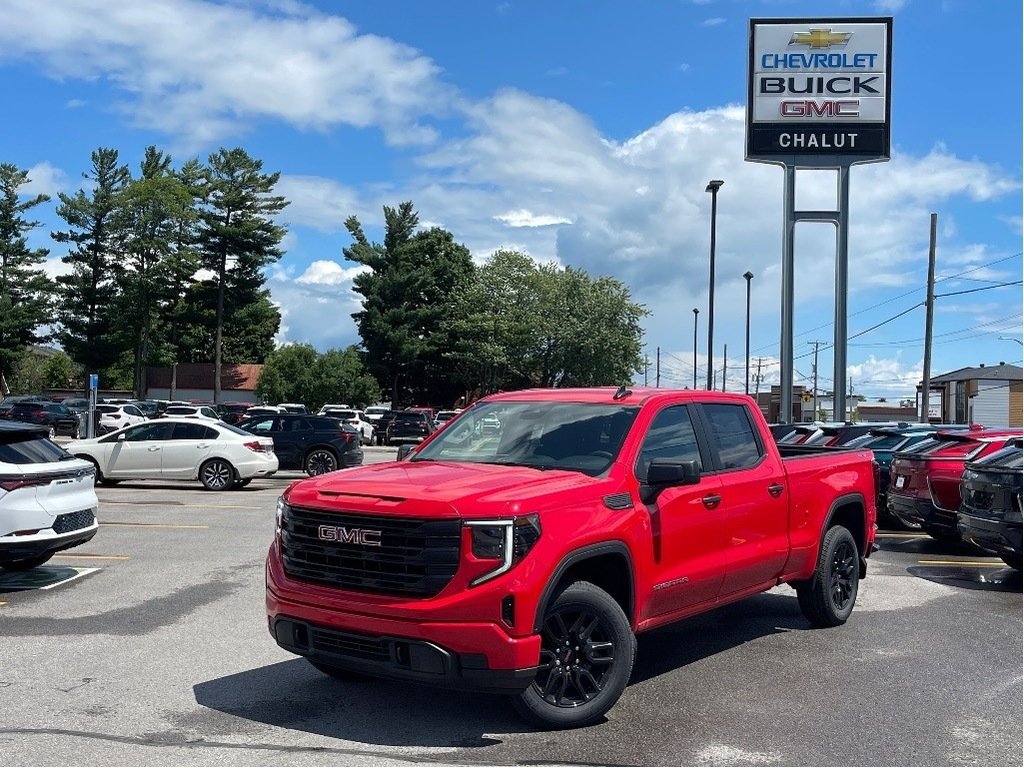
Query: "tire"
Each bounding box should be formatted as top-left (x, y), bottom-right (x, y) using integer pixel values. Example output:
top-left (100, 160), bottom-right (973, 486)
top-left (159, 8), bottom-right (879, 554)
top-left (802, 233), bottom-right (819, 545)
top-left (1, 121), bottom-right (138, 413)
top-left (308, 659), bottom-right (370, 681)
top-left (796, 526), bottom-right (860, 628)
top-left (511, 581), bottom-right (636, 730)
top-left (79, 456), bottom-right (104, 485)
top-left (999, 553), bottom-right (1022, 571)
top-left (304, 448), bottom-right (338, 476)
top-left (234, 478), bottom-right (252, 489)
top-left (199, 458), bottom-right (235, 491)
top-left (2, 553), bottom-right (54, 571)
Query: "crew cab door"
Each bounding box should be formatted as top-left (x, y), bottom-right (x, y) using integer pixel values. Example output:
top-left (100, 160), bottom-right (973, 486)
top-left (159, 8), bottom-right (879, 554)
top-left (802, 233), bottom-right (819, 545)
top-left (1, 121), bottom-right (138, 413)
top-left (695, 402), bottom-right (789, 595)
top-left (635, 404), bottom-right (726, 619)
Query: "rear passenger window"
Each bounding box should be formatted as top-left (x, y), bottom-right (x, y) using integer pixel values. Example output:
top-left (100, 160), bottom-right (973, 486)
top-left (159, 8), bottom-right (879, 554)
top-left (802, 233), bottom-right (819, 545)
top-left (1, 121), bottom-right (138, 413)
top-left (173, 423), bottom-right (216, 440)
top-left (702, 404), bottom-right (763, 470)
top-left (635, 406), bottom-right (703, 483)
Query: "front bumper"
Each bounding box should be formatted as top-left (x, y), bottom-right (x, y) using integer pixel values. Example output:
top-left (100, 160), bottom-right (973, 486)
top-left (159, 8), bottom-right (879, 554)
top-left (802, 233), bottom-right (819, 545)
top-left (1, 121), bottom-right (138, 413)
top-left (888, 493), bottom-right (956, 533)
top-left (957, 513), bottom-right (1023, 558)
top-left (270, 615), bottom-right (536, 692)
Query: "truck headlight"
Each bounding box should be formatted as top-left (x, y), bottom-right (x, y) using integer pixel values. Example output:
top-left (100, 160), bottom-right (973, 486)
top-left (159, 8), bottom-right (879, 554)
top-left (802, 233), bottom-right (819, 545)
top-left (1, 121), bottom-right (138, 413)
top-left (276, 497), bottom-right (289, 537)
top-left (465, 514), bottom-right (541, 586)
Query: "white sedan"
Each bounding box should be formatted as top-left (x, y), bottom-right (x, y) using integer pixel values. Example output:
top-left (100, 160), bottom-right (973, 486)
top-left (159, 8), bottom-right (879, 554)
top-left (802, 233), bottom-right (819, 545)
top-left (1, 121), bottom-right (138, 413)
top-left (66, 418), bottom-right (278, 491)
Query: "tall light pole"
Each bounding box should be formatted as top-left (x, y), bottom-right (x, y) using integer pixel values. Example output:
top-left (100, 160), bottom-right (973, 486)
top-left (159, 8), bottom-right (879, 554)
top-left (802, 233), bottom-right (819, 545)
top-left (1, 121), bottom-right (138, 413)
top-left (743, 270), bottom-right (754, 395)
top-left (705, 179), bottom-right (724, 390)
top-left (692, 307), bottom-right (700, 389)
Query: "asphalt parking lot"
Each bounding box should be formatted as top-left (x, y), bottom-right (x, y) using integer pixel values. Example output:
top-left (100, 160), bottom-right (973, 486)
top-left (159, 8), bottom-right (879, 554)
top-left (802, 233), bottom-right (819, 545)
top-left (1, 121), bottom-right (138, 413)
top-left (1, 446), bottom-right (1021, 766)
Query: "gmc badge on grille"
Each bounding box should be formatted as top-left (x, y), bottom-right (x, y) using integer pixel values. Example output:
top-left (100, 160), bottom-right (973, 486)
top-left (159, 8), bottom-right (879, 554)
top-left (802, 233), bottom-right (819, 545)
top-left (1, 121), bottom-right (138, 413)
top-left (318, 525), bottom-right (382, 547)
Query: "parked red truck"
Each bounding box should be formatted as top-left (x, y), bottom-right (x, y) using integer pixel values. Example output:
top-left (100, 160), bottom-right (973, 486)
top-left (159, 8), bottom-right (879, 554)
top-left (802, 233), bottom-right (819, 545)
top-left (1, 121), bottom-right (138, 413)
top-left (266, 387), bottom-right (877, 728)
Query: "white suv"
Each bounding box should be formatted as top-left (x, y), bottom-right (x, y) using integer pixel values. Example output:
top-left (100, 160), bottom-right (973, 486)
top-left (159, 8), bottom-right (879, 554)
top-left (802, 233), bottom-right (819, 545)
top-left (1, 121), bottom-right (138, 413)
top-left (0, 422), bottom-right (99, 571)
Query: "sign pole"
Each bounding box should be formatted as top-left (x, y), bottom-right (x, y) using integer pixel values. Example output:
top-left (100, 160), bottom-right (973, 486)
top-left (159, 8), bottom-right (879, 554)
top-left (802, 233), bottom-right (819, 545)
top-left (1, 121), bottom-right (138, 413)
top-left (780, 166), bottom-right (796, 423)
top-left (834, 165), bottom-right (851, 422)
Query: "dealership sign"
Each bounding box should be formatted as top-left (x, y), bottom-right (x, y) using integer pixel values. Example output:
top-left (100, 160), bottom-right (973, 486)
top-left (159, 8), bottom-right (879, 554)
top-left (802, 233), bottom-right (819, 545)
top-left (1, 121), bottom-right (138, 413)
top-left (746, 17), bottom-right (892, 164)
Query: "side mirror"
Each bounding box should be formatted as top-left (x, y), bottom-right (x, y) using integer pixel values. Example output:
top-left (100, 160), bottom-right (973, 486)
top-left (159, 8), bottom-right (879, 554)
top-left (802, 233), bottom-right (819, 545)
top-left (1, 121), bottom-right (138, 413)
top-left (396, 444), bottom-right (414, 461)
top-left (640, 459), bottom-right (700, 504)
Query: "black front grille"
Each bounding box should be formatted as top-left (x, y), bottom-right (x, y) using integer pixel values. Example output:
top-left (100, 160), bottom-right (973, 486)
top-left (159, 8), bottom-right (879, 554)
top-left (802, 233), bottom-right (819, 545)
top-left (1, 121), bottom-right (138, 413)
top-left (53, 508), bottom-right (96, 534)
top-left (311, 626), bottom-right (389, 661)
top-left (282, 506), bottom-right (461, 597)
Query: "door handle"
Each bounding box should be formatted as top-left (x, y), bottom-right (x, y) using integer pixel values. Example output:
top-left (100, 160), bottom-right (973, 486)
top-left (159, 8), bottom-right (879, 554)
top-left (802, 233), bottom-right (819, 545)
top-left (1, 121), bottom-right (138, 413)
top-left (701, 494), bottom-right (722, 509)
top-left (147, 446), bottom-right (161, 452)
top-left (197, 443), bottom-right (210, 449)
top-left (768, 483), bottom-right (785, 497)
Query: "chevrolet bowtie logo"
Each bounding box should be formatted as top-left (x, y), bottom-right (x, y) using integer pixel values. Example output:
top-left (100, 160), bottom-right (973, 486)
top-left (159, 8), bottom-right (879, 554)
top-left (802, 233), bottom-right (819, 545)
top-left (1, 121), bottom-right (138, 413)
top-left (789, 28), bottom-right (852, 49)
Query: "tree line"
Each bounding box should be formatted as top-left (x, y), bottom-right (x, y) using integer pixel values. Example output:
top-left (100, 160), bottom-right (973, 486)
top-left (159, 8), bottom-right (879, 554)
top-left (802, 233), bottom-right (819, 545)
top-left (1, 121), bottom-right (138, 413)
top-left (1, 150), bottom-right (648, 410)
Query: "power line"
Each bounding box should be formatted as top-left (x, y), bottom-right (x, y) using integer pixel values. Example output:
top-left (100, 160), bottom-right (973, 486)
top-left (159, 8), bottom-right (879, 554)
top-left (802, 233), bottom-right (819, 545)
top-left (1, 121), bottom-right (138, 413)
top-left (935, 280), bottom-right (1022, 299)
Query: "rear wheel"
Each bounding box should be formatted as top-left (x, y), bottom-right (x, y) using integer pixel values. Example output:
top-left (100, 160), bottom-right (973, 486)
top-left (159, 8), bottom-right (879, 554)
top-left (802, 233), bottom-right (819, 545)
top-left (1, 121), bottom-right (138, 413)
top-left (304, 448), bottom-right (338, 476)
top-left (2, 553), bottom-right (54, 571)
top-left (795, 525), bottom-right (859, 627)
top-left (512, 581), bottom-right (635, 730)
top-left (199, 458), bottom-right (235, 491)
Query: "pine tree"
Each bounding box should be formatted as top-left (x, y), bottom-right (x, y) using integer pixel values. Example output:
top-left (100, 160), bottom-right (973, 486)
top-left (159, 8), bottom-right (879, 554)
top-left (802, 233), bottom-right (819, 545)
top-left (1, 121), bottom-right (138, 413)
top-left (0, 164), bottom-right (53, 393)
top-left (53, 148), bottom-right (131, 375)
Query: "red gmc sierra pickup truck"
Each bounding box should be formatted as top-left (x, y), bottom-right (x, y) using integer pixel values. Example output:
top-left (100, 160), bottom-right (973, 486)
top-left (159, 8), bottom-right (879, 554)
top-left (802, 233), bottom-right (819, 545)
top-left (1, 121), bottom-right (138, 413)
top-left (266, 387), bottom-right (877, 728)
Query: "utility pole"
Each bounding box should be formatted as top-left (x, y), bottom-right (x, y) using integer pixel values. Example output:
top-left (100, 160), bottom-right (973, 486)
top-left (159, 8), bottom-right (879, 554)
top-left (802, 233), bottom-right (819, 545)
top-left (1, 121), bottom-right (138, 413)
top-left (754, 357), bottom-right (763, 397)
top-left (722, 344), bottom-right (727, 392)
top-left (644, 353), bottom-right (649, 387)
top-left (656, 346), bottom-right (661, 388)
top-left (921, 213), bottom-right (937, 423)
top-left (809, 341), bottom-right (821, 419)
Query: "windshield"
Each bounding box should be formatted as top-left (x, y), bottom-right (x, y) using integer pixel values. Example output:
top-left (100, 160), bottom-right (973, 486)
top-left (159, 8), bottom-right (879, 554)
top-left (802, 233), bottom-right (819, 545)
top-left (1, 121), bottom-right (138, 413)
top-left (411, 401), bottom-right (639, 476)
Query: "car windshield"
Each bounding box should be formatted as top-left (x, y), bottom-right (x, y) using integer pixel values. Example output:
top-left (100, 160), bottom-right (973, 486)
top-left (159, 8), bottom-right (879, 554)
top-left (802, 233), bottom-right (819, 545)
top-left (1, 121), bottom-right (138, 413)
top-left (411, 401), bottom-right (639, 477)
top-left (165, 407), bottom-right (194, 415)
top-left (973, 443), bottom-right (1023, 470)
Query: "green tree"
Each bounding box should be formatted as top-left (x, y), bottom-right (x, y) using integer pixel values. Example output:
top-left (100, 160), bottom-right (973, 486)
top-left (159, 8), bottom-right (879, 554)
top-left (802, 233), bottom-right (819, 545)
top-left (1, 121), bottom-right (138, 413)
top-left (196, 148), bottom-right (287, 402)
top-left (256, 344), bottom-right (380, 411)
top-left (53, 147), bottom-right (131, 375)
top-left (0, 164), bottom-right (53, 393)
top-left (442, 250), bottom-right (647, 393)
top-left (345, 202), bottom-right (474, 406)
top-left (309, 346), bottom-right (381, 410)
top-left (42, 350), bottom-right (81, 390)
top-left (112, 146), bottom-right (197, 397)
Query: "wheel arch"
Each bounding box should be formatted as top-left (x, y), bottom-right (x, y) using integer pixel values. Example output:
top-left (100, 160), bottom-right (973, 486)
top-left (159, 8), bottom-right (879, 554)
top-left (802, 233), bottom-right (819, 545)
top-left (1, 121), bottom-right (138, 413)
top-left (533, 541), bottom-right (636, 632)
top-left (823, 493), bottom-right (867, 569)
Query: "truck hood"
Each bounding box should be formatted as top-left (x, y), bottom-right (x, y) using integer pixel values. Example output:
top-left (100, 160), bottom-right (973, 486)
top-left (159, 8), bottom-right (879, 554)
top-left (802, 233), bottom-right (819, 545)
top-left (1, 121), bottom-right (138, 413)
top-left (285, 459), bottom-right (605, 517)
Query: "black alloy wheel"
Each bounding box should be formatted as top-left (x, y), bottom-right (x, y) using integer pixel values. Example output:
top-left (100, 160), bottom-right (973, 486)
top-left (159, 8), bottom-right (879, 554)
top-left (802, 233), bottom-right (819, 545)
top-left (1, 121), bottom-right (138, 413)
top-left (828, 538), bottom-right (857, 614)
top-left (512, 581), bottom-right (635, 729)
top-left (305, 448), bottom-right (338, 476)
top-left (796, 525), bottom-right (860, 627)
top-left (200, 458), bottom-right (235, 491)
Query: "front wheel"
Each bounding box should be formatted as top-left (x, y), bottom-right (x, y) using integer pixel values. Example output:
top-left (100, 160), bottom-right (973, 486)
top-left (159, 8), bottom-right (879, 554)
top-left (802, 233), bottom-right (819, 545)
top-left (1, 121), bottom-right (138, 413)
top-left (796, 525), bottom-right (860, 627)
top-left (511, 581), bottom-right (635, 730)
top-left (199, 458), bottom-right (235, 491)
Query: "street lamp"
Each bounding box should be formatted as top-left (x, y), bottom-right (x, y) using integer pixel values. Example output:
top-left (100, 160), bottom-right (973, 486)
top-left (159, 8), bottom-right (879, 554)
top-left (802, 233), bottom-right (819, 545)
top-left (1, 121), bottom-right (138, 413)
top-left (705, 179), bottom-right (724, 390)
top-left (743, 270), bottom-right (754, 395)
top-left (692, 308), bottom-right (700, 389)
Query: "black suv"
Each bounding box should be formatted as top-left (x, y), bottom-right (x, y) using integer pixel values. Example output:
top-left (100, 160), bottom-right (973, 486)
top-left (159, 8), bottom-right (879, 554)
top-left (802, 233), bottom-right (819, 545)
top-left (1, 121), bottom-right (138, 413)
top-left (5, 401), bottom-right (81, 438)
top-left (237, 413), bottom-right (363, 475)
top-left (958, 439), bottom-right (1023, 571)
top-left (385, 410), bottom-right (434, 445)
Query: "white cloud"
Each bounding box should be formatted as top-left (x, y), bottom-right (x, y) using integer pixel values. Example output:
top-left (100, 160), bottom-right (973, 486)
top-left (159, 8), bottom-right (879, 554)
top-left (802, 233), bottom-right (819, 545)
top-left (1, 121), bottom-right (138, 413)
top-left (65, 98), bottom-right (85, 108)
top-left (0, 0), bottom-right (454, 149)
top-left (275, 175), bottom-right (370, 233)
top-left (700, 17), bottom-right (726, 27)
top-left (494, 209), bottom-right (572, 228)
top-left (874, 0), bottom-right (909, 11)
top-left (295, 260), bottom-right (369, 286)
top-left (24, 162), bottom-right (68, 198)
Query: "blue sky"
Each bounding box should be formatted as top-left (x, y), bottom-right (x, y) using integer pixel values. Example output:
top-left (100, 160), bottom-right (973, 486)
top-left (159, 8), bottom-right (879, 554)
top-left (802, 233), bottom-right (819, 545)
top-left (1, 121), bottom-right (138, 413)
top-left (0, 0), bottom-right (1020, 401)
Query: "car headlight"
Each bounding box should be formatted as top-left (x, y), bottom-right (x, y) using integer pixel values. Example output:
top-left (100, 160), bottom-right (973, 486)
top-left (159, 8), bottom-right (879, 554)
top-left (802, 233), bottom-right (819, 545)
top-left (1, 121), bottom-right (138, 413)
top-left (276, 497), bottom-right (289, 538)
top-left (465, 514), bottom-right (542, 586)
